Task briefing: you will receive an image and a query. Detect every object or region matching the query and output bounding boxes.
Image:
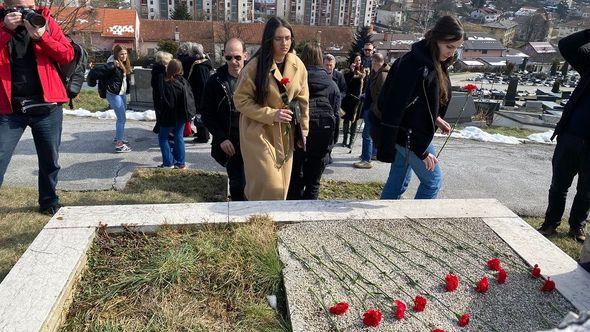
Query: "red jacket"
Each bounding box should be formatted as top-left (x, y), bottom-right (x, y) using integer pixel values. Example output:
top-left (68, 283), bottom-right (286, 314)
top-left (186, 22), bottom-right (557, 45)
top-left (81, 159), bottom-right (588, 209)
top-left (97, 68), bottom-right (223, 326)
top-left (0, 6), bottom-right (74, 115)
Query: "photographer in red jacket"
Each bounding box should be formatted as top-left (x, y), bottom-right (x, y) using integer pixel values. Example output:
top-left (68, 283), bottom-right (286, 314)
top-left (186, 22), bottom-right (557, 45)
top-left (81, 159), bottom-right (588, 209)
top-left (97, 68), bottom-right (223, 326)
top-left (0, 0), bottom-right (74, 215)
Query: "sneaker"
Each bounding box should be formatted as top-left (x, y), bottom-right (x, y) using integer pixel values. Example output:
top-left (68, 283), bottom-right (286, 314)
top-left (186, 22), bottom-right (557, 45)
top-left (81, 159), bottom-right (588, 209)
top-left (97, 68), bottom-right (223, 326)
top-left (113, 139), bottom-right (129, 144)
top-left (115, 144), bottom-right (132, 153)
top-left (353, 161), bottom-right (373, 169)
top-left (174, 164), bottom-right (188, 170)
top-left (157, 164), bottom-right (174, 169)
top-left (39, 204), bottom-right (62, 216)
top-left (568, 228), bottom-right (587, 243)
top-left (371, 155), bottom-right (377, 161)
top-left (538, 224), bottom-right (558, 237)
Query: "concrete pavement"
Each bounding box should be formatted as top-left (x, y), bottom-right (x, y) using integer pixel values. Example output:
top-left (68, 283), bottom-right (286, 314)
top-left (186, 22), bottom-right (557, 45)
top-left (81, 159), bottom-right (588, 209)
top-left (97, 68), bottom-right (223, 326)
top-left (2, 115), bottom-right (567, 217)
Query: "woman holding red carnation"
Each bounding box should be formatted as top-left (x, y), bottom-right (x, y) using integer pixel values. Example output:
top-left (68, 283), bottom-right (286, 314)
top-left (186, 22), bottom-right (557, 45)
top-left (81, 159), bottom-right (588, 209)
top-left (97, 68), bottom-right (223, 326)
top-left (233, 17), bottom-right (309, 200)
top-left (378, 16), bottom-right (465, 199)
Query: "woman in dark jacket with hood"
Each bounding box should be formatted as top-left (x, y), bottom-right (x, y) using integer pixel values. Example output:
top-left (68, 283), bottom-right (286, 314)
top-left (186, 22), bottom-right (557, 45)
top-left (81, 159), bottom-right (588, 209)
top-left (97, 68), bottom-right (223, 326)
top-left (159, 59), bottom-right (197, 169)
top-left (151, 51), bottom-right (173, 133)
top-left (288, 43), bottom-right (341, 200)
top-left (378, 16), bottom-right (464, 200)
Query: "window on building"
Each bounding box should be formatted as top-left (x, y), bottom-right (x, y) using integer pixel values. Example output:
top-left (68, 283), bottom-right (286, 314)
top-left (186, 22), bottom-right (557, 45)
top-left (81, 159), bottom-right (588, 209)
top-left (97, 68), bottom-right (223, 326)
top-left (482, 50), bottom-right (488, 54)
top-left (150, 7), bottom-right (154, 11)
top-left (206, 8), bottom-right (210, 13)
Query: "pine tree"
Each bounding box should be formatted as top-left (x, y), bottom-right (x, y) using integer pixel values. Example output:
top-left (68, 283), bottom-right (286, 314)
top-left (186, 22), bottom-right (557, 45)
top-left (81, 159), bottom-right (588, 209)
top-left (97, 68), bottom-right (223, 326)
top-left (171, 1), bottom-right (192, 20)
top-left (348, 26), bottom-right (372, 65)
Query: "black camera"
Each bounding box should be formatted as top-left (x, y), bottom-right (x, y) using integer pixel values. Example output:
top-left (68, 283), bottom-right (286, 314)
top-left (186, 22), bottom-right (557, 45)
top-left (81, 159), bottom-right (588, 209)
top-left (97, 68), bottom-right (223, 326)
top-left (8, 7), bottom-right (46, 29)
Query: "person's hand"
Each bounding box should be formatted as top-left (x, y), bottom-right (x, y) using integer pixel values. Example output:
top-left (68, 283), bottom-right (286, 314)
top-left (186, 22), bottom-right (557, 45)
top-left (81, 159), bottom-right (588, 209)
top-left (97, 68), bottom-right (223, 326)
top-left (274, 108), bottom-right (292, 123)
top-left (436, 116), bottom-right (451, 135)
top-left (422, 153), bottom-right (438, 172)
top-left (3, 11), bottom-right (23, 31)
top-left (23, 19), bottom-right (45, 40)
top-left (114, 60), bottom-right (125, 70)
top-left (220, 139), bottom-right (235, 157)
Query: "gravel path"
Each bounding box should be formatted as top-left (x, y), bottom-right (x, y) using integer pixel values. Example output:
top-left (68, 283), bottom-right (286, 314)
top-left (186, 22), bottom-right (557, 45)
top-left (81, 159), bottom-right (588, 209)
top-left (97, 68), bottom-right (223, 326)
top-left (278, 218), bottom-right (574, 332)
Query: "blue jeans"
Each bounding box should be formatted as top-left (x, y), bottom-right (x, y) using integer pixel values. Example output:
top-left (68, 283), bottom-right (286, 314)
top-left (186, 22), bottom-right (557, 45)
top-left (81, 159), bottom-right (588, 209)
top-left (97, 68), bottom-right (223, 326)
top-left (361, 109), bottom-right (374, 162)
top-left (106, 92), bottom-right (127, 142)
top-left (381, 143), bottom-right (442, 199)
top-left (0, 107), bottom-right (63, 210)
top-left (158, 121), bottom-right (186, 167)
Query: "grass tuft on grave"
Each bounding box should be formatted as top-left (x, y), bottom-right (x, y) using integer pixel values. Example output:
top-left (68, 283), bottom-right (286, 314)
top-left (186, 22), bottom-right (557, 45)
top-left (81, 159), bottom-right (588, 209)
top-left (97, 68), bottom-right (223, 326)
top-left (72, 90), bottom-right (109, 112)
top-left (61, 216), bottom-right (290, 331)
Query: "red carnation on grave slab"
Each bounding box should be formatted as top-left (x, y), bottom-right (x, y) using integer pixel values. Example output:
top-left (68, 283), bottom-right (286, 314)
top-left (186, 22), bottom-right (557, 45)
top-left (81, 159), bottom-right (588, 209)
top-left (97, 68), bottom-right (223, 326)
top-left (280, 77), bottom-right (290, 85)
top-left (433, 329), bottom-right (446, 332)
top-left (532, 264), bottom-right (542, 278)
top-left (487, 258), bottom-right (502, 271)
top-left (475, 276), bottom-right (489, 293)
top-left (413, 295), bottom-right (427, 312)
top-left (463, 84), bottom-right (477, 93)
top-left (458, 313), bottom-right (470, 327)
top-left (445, 273), bottom-right (459, 292)
top-left (497, 268), bottom-right (507, 284)
top-left (394, 300), bottom-right (406, 320)
top-left (328, 302), bottom-right (349, 315)
top-left (363, 308), bottom-right (382, 327)
top-left (541, 277), bottom-right (556, 292)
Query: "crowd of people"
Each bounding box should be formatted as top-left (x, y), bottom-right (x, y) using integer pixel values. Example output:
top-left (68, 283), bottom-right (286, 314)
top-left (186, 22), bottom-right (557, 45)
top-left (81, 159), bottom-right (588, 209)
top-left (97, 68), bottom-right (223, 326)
top-left (0, 1), bottom-right (588, 249)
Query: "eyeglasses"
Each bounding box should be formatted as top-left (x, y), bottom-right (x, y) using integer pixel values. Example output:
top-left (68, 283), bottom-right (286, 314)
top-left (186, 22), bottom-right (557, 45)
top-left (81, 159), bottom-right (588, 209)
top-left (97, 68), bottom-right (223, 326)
top-left (363, 49), bottom-right (373, 52)
top-left (224, 55), bottom-right (243, 61)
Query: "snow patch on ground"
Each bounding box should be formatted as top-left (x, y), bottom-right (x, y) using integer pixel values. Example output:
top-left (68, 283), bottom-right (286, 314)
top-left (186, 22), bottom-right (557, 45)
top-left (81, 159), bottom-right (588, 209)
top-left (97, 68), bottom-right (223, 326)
top-left (449, 126), bottom-right (523, 144)
top-left (528, 130), bottom-right (556, 144)
top-left (64, 108), bottom-right (156, 121)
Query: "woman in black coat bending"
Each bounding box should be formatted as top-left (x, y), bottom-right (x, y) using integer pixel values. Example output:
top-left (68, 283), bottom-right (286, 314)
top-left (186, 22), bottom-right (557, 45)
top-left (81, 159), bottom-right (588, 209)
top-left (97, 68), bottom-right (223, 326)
top-left (159, 59), bottom-right (197, 169)
top-left (340, 53), bottom-right (366, 148)
top-left (378, 16), bottom-right (464, 200)
top-left (150, 51), bottom-right (173, 133)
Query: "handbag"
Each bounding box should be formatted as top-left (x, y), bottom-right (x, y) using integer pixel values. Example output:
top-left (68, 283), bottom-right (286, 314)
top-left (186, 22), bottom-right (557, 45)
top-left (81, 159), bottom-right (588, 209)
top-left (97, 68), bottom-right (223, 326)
top-left (340, 94), bottom-right (360, 121)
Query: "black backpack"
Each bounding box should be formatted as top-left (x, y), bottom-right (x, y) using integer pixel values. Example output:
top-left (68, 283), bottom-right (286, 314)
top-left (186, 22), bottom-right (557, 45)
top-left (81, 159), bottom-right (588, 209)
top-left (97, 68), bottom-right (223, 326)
top-left (58, 37), bottom-right (88, 109)
top-left (306, 96), bottom-right (336, 158)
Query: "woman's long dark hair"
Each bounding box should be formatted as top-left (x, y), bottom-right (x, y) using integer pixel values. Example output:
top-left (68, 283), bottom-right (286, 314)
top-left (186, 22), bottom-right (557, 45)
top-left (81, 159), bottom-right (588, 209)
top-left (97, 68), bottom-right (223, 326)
top-left (424, 16), bottom-right (465, 105)
top-left (252, 16), bottom-right (295, 105)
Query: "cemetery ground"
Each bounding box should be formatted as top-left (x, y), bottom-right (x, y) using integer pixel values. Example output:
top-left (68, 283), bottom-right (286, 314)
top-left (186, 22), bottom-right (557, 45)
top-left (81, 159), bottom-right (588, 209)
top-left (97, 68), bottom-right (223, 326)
top-left (0, 169), bottom-right (585, 330)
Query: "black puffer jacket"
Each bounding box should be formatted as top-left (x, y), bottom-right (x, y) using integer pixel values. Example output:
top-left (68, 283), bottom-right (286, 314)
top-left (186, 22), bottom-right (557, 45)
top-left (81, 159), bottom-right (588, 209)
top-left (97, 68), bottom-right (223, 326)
top-left (201, 64), bottom-right (241, 165)
top-left (150, 62), bottom-right (166, 114)
top-left (102, 62), bottom-right (131, 95)
top-left (306, 66), bottom-right (341, 156)
top-left (188, 58), bottom-right (214, 113)
top-left (378, 39), bottom-right (450, 162)
top-left (160, 76), bottom-right (197, 127)
top-left (308, 66), bottom-right (341, 119)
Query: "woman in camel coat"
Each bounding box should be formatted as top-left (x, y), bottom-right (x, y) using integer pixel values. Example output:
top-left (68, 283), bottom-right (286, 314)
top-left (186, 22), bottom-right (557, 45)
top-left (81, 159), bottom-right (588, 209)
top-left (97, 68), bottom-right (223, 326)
top-left (234, 17), bottom-right (309, 200)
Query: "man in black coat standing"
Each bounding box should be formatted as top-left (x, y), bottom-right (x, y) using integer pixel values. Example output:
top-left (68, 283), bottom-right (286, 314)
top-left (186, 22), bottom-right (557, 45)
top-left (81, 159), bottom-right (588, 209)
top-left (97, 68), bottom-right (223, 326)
top-left (201, 38), bottom-right (247, 201)
top-left (188, 43), bottom-right (214, 143)
top-left (539, 29), bottom-right (590, 243)
top-left (324, 53), bottom-right (347, 150)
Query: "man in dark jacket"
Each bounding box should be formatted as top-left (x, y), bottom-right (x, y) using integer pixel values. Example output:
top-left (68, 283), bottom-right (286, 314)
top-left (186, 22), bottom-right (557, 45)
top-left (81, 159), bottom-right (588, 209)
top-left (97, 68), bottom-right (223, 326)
top-left (324, 53), bottom-right (346, 156)
top-left (202, 38), bottom-right (247, 201)
top-left (188, 43), bottom-right (214, 143)
top-left (539, 29), bottom-right (590, 243)
top-left (0, 1), bottom-right (74, 215)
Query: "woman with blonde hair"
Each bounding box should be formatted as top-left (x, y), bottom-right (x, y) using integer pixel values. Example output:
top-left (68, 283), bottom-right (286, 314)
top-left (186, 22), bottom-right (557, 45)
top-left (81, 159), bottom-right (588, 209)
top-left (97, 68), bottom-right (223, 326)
top-left (233, 17), bottom-right (309, 200)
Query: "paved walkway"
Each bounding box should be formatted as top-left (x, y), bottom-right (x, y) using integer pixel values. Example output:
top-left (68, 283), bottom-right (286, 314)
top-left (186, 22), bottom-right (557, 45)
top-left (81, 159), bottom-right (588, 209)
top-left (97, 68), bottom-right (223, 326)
top-left (3, 116), bottom-right (567, 217)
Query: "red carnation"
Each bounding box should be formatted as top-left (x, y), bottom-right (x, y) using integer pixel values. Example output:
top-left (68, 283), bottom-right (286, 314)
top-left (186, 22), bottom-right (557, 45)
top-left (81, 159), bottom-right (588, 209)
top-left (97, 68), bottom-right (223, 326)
top-left (413, 295), bottom-right (427, 312)
top-left (445, 273), bottom-right (459, 292)
top-left (475, 276), bottom-right (489, 293)
top-left (280, 77), bottom-right (290, 85)
top-left (328, 302), bottom-right (349, 315)
top-left (394, 300), bottom-right (406, 320)
top-left (532, 264), bottom-right (541, 278)
top-left (433, 329), bottom-right (446, 332)
top-left (463, 84), bottom-right (477, 93)
top-left (497, 268), bottom-right (507, 284)
top-left (458, 313), bottom-right (470, 327)
top-left (541, 277), bottom-right (556, 292)
top-left (363, 308), bottom-right (382, 327)
top-left (487, 258), bottom-right (502, 271)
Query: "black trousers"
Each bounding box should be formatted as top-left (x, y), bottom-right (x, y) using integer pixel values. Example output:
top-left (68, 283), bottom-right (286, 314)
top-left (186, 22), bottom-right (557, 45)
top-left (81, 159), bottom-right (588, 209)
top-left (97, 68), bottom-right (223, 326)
top-left (334, 116), bottom-right (340, 144)
top-left (544, 133), bottom-right (590, 230)
top-left (287, 149), bottom-right (328, 200)
top-left (226, 152), bottom-right (246, 201)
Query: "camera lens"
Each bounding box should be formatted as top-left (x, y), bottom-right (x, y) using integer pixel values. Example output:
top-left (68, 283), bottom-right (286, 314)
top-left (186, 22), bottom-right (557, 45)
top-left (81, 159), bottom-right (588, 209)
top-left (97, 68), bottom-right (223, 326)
top-left (22, 9), bottom-right (46, 28)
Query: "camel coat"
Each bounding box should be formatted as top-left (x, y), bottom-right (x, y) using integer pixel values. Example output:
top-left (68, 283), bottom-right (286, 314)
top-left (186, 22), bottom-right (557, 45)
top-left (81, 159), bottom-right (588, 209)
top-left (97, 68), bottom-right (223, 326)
top-left (234, 53), bottom-right (309, 200)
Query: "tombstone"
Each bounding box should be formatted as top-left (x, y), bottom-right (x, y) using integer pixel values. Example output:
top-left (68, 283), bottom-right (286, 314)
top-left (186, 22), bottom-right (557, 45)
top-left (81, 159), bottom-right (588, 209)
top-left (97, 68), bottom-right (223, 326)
top-left (444, 91), bottom-right (476, 123)
top-left (128, 68), bottom-right (154, 111)
top-left (505, 77), bottom-right (518, 107)
top-left (552, 79), bottom-right (561, 93)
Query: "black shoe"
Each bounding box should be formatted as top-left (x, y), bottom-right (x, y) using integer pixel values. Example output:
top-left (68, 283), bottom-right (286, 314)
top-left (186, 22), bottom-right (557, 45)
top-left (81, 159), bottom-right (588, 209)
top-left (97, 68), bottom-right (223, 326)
top-left (568, 228), bottom-right (587, 243)
top-left (538, 224), bottom-right (558, 237)
top-left (39, 204), bottom-right (62, 216)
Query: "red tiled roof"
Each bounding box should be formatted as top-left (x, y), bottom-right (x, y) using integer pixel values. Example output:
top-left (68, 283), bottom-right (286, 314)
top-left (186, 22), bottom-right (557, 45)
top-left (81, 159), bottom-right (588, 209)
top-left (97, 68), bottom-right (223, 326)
top-left (139, 19), bottom-right (216, 51)
top-left (53, 7), bottom-right (136, 38)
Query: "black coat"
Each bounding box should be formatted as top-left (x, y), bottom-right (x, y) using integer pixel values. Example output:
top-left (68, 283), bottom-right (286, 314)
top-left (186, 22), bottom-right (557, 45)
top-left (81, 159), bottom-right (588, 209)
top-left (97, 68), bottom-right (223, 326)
top-left (552, 29), bottom-right (590, 140)
top-left (150, 63), bottom-right (166, 114)
top-left (307, 66), bottom-right (341, 156)
top-left (201, 64), bottom-right (241, 165)
top-left (98, 62), bottom-right (131, 95)
top-left (331, 69), bottom-right (347, 97)
top-left (308, 66), bottom-right (341, 118)
top-left (187, 58), bottom-right (214, 113)
top-left (378, 39), bottom-right (450, 162)
top-left (160, 76), bottom-right (197, 127)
